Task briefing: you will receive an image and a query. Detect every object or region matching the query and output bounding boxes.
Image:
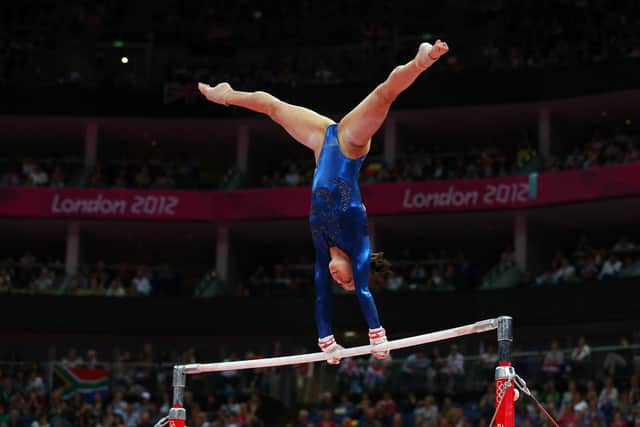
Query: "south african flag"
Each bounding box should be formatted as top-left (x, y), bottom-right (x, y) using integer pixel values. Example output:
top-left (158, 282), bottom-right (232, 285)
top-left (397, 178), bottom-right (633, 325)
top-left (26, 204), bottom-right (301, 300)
top-left (53, 365), bottom-right (110, 399)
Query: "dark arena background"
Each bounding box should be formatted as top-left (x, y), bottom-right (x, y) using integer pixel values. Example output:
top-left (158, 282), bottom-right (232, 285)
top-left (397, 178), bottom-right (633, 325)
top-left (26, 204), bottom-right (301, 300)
top-left (1, 1), bottom-right (640, 426)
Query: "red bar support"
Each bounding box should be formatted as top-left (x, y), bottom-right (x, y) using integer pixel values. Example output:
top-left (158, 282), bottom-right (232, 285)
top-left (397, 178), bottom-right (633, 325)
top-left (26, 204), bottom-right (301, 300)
top-left (495, 362), bottom-right (515, 427)
top-left (168, 405), bottom-right (186, 427)
top-left (495, 316), bottom-right (514, 427)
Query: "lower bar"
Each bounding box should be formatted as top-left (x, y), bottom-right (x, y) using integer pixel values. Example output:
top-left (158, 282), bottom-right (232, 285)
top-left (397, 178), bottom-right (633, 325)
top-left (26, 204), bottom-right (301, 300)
top-left (181, 317), bottom-right (500, 374)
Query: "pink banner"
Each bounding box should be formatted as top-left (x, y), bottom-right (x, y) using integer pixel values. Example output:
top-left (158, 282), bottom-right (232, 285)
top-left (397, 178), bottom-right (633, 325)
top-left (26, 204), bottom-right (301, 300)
top-left (1, 164), bottom-right (640, 221)
top-left (0, 187), bottom-right (213, 221)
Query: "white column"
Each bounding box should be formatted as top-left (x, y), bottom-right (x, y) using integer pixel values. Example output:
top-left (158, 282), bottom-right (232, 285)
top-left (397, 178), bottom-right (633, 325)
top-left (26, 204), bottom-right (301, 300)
top-left (216, 226), bottom-right (230, 281)
top-left (514, 214), bottom-right (527, 272)
top-left (538, 108), bottom-right (551, 158)
top-left (383, 117), bottom-right (397, 166)
top-left (65, 222), bottom-right (81, 274)
top-left (85, 120), bottom-right (98, 169)
top-left (237, 125), bottom-right (249, 174)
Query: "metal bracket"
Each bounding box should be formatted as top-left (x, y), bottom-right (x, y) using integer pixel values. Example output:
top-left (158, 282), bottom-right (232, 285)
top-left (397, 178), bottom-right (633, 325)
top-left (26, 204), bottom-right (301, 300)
top-left (496, 316), bottom-right (513, 342)
top-left (172, 365), bottom-right (186, 406)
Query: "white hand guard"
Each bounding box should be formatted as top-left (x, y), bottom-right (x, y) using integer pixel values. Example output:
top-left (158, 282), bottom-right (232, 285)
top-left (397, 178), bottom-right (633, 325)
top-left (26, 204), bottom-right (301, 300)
top-left (318, 335), bottom-right (343, 365)
top-left (368, 327), bottom-right (390, 359)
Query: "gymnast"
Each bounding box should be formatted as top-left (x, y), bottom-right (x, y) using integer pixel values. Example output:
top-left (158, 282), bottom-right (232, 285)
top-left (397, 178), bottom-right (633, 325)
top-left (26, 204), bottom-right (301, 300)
top-left (198, 40), bottom-right (449, 364)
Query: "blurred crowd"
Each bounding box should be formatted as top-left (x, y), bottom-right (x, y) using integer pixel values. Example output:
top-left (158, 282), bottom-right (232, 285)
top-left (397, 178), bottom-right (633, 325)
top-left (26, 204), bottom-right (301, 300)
top-left (261, 127), bottom-right (638, 188)
top-left (544, 128), bottom-right (639, 173)
top-left (234, 247), bottom-right (484, 298)
top-left (289, 333), bottom-right (640, 427)
top-left (3, 233), bottom-right (640, 298)
top-left (0, 255), bottom-right (179, 297)
top-left (1, 127), bottom-right (637, 191)
top-left (0, 158), bottom-right (211, 190)
top-left (535, 236), bottom-right (640, 286)
top-left (0, 345), bottom-right (267, 427)
top-left (475, 0), bottom-right (640, 71)
top-left (1, 0), bottom-right (638, 90)
top-left (2, 332), bottom-right (640, 427)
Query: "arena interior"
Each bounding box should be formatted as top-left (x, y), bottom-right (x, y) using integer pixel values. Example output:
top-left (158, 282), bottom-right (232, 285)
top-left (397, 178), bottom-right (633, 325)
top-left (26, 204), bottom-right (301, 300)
top-left (1, 1), bottom-right (640, 426)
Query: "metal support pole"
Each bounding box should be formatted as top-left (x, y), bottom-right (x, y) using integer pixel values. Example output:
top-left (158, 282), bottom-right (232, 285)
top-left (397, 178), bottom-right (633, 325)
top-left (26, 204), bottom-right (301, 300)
top-left (495, 315), bottom-right (515, 427)
top-left (169, 366), bottom-right (187, 427)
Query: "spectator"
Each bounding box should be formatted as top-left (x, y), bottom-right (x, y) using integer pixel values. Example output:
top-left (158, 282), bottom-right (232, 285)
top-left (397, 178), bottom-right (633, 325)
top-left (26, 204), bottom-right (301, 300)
top-left (85, 349), bottom-right (100, 369)
top-left (49, 165), bottom-right (66, 187)
top-left (559, 402), bottom-right (577, 427)
top-left (151, 171), bottom-right (177, 189)
top-left (337, 358), bottom-right (364, 396)
top-left (283, 165), bottom-right (302, 187)
top-left (420, 395), bottom-right (439, 425)
top-left (541, 380), bottom-right (561, 407)
top-left (498, 244), bottom-right (515, 272)
top-left (407, 264), bottom-right (426, 291)
top-left (220, 168), bottom-right (242, 190)
top-left (134, 166), bottom-right (152, 188)
top-left (119, 401), bottom-right (140, 426)
top-left (584, 398), bottom-right (606, 426)
top-left (82, 275), bottom-right (106, 296)
top-left (603, 337), bottom-right (630, 377)
top-left (1, 164), bottom-right (22, 186)
top-left (579, 255), bottom-right (599, 281)
top-left (613, 237), bottom-right (635, 252)
top-left (428, 267), bottom-right (445, 290)
top-left (479, 344), bottom-right (499, 385)
top-left (385, 273), bottom-right (404, 292)
top-left (365, 358), bottom-right (388, 393)
top-left (29, 164), bottom-right (49, 186)
top-left (599, 253), bottom-right (623, 280)
top-left (317, 409), bottom-right (335, 427)
top-left (570, 337), bottom-right (592, 382)
top-left (31, 268), bottom-right (54, 293)
top-left (444, 344), bottom-right (464, 393)
top-left (112, 168), bottom-right (128, 188)
top-left (599, 377), bottom-right (620, 413)
top-left (132, 267), bottom-right (152, 296)
top-left (294, 408), bottom-right (310, 427)
top-left (610, 410), bottom-right (629, 427)
top-left (400, 350), bottom-right (429, 390)
top-left (106, 278), bottom-right (126, 297)
top-left (542, 394), bottom-right (559, 423)
top-left (552, 257), bottom-right (576, 284)
top-left (543, 340), bottom-right (565, 378)
top-left (561, 380), bottom-right (578, 408)
top-left (61, 349), bottom-right (84, 367)
top-left (334, 394), bottom-right (354, 420)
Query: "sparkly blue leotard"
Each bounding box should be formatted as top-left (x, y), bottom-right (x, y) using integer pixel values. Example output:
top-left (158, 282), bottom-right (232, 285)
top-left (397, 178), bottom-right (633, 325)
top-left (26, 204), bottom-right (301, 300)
top-left (310, 124), bottom-right (382, 339)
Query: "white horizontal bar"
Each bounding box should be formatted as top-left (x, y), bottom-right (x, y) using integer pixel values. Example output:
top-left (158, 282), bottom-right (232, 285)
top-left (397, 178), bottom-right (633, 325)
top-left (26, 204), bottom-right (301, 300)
top-left (180, 318), bottom-right (498, 375)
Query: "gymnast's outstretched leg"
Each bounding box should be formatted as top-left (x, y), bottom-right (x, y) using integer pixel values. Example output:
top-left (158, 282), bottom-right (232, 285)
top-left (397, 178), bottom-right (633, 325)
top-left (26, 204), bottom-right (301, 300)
top-left (338, 40), bottom-right (449, 156)
top-left (198, 82), bottom-right (333, 156)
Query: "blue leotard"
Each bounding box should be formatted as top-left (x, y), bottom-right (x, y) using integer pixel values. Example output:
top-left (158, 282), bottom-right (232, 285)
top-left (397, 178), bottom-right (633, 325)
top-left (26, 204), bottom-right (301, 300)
top-left (309, 124), bottom-right (382, 339)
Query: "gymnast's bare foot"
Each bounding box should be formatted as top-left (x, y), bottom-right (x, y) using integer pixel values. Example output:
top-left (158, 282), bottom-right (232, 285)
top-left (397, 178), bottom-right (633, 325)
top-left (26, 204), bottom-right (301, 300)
top-left (198, 82), bottom-right (232, 106)
top-left (415, 39), bottom-right (449, 69)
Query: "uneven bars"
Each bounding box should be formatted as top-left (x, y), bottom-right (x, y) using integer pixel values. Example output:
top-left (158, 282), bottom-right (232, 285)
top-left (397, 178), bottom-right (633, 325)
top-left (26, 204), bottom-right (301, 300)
top-left (180, 317), bottom-right (501, 375)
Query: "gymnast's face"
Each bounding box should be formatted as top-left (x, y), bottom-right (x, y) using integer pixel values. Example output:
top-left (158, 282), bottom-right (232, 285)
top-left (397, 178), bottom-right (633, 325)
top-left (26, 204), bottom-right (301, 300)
top-left (329, 256), bottom-right (355, 291)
